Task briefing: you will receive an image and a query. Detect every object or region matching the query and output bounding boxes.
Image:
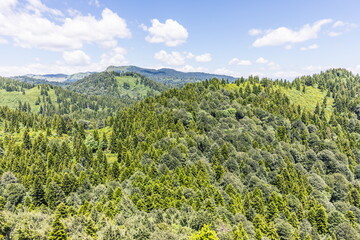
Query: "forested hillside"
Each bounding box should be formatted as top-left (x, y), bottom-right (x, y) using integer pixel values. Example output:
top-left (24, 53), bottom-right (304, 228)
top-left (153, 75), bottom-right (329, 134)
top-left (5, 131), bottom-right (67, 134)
top-left (0, 76), bottom-right (129, 124)
top-left (0, 69), bottom-right (360, 239)
top-left (68, 71), bottom-right (168, 100)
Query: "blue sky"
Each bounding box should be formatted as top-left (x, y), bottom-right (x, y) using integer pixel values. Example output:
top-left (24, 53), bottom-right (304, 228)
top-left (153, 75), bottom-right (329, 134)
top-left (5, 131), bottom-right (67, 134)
top-left (0, 0), bottom-right (359, 79)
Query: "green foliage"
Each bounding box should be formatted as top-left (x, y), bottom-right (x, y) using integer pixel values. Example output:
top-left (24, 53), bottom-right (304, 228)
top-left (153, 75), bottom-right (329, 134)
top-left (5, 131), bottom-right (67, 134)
top-left (189, 224), bottom-right (219, 240)
top-left (48, 216), bottom-right (68, 240)
top-left (0, 69), bottom-right (359, 238)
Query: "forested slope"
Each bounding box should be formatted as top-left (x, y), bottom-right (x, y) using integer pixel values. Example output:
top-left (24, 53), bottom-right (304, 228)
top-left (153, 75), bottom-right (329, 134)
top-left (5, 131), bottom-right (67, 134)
top-left (0, 69), bottom-right (360, 239)
top-left (68, 71), bottom-right (168, 100)
top-left (0, 76), bottom-right (129, 124)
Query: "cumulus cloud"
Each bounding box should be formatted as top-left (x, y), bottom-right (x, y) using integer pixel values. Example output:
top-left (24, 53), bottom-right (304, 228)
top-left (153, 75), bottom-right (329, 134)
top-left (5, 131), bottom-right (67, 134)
top-left (63, 50), bottom-right (91, 66)
top-left (100, 47), bottom-right (128, 66)
top-left (154, 50), bottom-right (188, 65)
top-left (142, 19), bottom-right (188, 47)
top-left (154, 50), bottom-right (211, 65)
top-left (228, 58), bottom-right (252, 66)
top-left (0, 0), bottom-right (18, 10)
top-left (300, 44), bottom-right (318, 51)
top-left (213, 68), bottom-right (238, 77)
top-left (26, 0), bottom-right (63, 16)
top-left (248, 29), bottom-right (262, 36)
top-left (251, 19), bottom-right (332, 47)
top-left (0, 47), bottom-right (128, 77)
top-left (195, 53), bottom-right (212, 62)
top-left (254, 57), bottom-right (280, 70)
top-left (256, 57), bottom-right (268, 64)
top-left (0, 1), bottom-right (131, 51)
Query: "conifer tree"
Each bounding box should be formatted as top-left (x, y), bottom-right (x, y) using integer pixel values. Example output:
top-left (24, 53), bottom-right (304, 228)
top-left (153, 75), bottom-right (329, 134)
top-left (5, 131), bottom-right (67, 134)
top-left (48, 216), bottom-right (68, 240)
top-left (23, 128), bottom-right (32, 149)
top-left (232, 222), bottom-right (249, 240)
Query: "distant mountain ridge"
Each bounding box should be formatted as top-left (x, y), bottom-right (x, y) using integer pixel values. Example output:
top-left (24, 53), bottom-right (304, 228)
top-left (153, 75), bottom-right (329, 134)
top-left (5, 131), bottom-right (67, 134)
top-left (10, 72), bottom-right (94, 84)
top-left (10, 66), bottom-right (237, 86)
top-left (106, 65), bottom-right (237, 85)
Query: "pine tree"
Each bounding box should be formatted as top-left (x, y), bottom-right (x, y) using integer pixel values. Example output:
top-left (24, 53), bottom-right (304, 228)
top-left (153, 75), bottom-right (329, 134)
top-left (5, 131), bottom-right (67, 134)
top-left (55, 202), bottom-right (68, 218)
top-left (48, 216), bottom-right (68, 240)
top-left (232, 222), bottom-right (249, 240)
top-left (85, 218), bottom-right (97, 237)
top-left (23, 128), bottom-right (32, 149)
top-left (31, 177), bottom-right (46, 206)
top-left (314, 206), bottom-right (328, 234)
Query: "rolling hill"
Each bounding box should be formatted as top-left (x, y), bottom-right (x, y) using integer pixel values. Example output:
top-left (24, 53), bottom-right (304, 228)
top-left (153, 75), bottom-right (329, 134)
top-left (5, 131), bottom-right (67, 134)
top-left (0, 69), bottom-right (360, 239)
top-left (106, 65), bottom-right (237, 85)
top-left (11, 66), bottom-right (237, 87)
top-left (67, 71), bottom-right (169, 99)
top-left (0, 76), bottom-right (128, 123)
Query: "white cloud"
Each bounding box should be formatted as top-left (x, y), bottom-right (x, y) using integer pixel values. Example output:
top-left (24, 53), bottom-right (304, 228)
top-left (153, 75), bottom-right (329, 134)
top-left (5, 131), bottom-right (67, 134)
top-left (332, 21), bottom-right (357, 29)
top-left (63, 50), bottom-right (91, 66)
top-left (229, 58), bottom-right (252, 66)
top-left (252, 19), bottom-right (332, 47)
top-left (0, 2), bottom-right (131, 51)
top-left (89, 0), bottom-right (100, 7)
top-left (328, 32), bottom-right (342, 37)
top-left (0, 0), bottom-right (17, 10)
top-left (255, 57), bottom-right (280, 70)
top-left (267, 61), bottom-right (281, 70)
top-left (0, 47), bottom-right (128, 77)
top-left (256, 57), bottom-right (268, 64)
top-left (195, 53), bottom-right (212, 62)
top-left (213, 68), bottom-right (238, 77)
top-left (154, 50), bottom-right (188, 65)
top-left (300, 44), bottom-right (318, 51)
top-left (142, 19), bottom-right (188, 47)
top-left (177, 65), bottom-right (208, 73)
top-left (100, 47), bottom-right (128, 66)
top-left (248, 29), bottom-right (262, 36)
top-left (284, 45), bottom-right (292, 50)
top-left (154, 50), bottom-right (211, 66)
top-left (328, 21), bottom-right (357, 37)
top-left (67, 8), bottom-right (81, 17)
top-left (26, 0), bottom-right (63, 16)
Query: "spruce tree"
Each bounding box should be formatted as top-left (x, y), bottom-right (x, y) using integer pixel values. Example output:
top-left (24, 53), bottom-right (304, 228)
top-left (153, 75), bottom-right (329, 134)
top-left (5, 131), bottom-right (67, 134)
top-left (48, 216), bottom-right (68, 240)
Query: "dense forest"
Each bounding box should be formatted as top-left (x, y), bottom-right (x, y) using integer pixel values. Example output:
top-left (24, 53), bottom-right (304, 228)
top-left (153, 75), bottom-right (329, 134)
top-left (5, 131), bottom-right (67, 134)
top-left (68, 72), bottom-right (168, 100)
top-left (0, 68), bottom-right (360, 239)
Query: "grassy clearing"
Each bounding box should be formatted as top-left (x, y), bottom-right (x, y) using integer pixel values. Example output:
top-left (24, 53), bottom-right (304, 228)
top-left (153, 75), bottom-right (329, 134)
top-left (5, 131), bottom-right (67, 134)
top-left (283, 86), bottom-right (334, 119)
top-left (223, 82), bottom-right (334, 118)
top-left (115, 76), bottom-right (159, 98)
top-left (0, 87), bottom-right (57, 113)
